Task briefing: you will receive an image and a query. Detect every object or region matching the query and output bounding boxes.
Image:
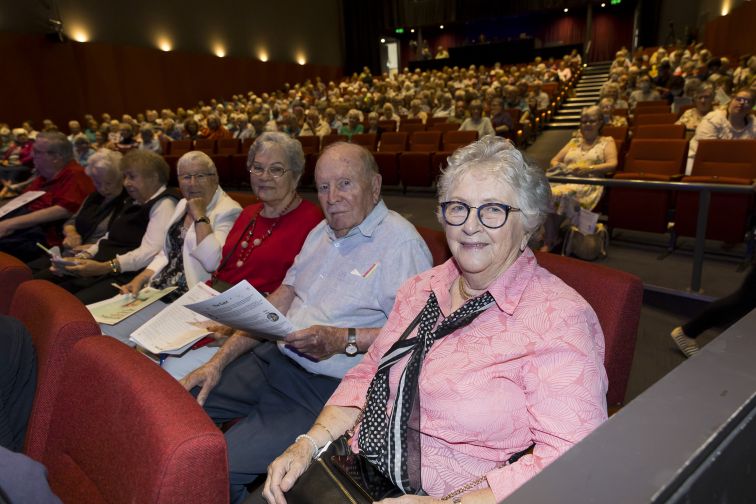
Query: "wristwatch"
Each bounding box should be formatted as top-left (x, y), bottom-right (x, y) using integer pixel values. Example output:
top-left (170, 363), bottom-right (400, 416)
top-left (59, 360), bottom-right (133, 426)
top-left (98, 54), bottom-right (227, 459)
top-left (345, 328), bottom-right (358, 356)
top-left (194, 216), bottom-right (210, 225)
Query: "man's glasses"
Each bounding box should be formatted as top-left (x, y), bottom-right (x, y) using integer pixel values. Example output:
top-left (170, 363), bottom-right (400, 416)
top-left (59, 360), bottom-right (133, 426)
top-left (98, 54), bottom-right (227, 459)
top-left (440, 201), bottom-right (521, 229)
top-left (248, 165), bottom-right (287, 178)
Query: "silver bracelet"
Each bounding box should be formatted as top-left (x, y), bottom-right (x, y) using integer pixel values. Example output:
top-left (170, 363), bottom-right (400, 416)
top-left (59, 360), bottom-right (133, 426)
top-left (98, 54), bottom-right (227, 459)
top-left (295, 434), bottom-right (320, 459)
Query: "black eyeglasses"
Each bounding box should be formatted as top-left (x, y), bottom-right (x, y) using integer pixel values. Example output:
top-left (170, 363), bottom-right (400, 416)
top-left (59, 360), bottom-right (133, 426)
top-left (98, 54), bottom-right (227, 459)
top-left (440, 201), bottom-right (521, 229)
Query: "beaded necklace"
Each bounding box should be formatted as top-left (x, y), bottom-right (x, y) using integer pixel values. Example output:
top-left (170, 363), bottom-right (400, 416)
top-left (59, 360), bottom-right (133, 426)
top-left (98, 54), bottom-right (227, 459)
top-left (233, 193), bottom-right (300, 268)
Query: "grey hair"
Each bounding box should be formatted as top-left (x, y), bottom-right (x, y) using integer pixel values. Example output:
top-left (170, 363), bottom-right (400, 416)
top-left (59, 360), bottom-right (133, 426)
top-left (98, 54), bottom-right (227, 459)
top-left (177, 150), bottom-right (217, 175)
top-left (581, 105), bottom-right (602, 119)
top-left (85, 148), bottom-right (123, 178)
top-left (248, 132), bottom-right (305, 179)
top-left (122, 149), bottom-right (170, 184)
top-left (36, 131), bottom-right (74, 162)
top-left (437, 135), bottom-right (551, 233)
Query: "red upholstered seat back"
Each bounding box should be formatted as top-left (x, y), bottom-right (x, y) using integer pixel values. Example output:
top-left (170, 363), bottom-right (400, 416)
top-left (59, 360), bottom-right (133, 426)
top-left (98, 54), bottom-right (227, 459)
top-left (415, 225), bottom-right (451, 267)
top-left (42, 336), bottom-right (228, 504)
top-left (534, 252), bottom-right (643, 407)
top-left (10, 280), bottom-right (100, 460)
top-left (0, 252), bottom-right (31, 314)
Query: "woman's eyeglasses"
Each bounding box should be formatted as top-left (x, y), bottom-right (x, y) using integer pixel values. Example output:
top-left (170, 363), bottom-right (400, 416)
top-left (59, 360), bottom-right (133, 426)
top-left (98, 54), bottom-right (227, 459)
top-left (440, 201), bottom-right (521, 229)
top-left (248, 165), bottom-right (288, 178)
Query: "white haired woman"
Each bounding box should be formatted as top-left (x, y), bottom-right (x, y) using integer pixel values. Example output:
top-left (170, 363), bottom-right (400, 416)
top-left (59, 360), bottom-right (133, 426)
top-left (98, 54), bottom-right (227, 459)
top-left (263, 136), bottom-right (608, 504)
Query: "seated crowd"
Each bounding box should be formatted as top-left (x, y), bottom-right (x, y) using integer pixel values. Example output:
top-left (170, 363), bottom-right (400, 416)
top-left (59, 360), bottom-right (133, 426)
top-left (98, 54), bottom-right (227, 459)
top-left (0, 42), bottom-right (753, 504)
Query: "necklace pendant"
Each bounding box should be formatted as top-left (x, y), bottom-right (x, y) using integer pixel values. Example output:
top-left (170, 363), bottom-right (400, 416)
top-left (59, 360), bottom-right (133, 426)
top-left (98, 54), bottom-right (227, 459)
top-left (252, 238), bottom-right (262, 246)
top-left (240, 241), bottom-right (248, 249)
top-left (236, 260), bottom-right (243, 268)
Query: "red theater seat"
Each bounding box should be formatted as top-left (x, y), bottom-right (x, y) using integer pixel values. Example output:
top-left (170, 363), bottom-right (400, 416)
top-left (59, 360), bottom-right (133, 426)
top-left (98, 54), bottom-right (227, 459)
top-left (10, 280), bottom-right (100, 460)
top-left (351, 133), bottom-right (378, 151)
top-left (0, 252), bottom-right (31, 315)
top-left (415, 226), bottom-right (451, 266)
top-left (408, 131), bottom-right (441, 152)
top-left (193, 139), bottom-right (216, 154)
top-left (534, 252), bottom-right (643, 408)
top-left (634, 124), bottom-right (686, 139)
top-left (217, 138), bottom-right (241, 155)
top-left (377, 132), bottom-right (409, 153)
top-left (442, 130), bottom-right (477, 151)
top-left (40, 336), bottom-right (229, 504)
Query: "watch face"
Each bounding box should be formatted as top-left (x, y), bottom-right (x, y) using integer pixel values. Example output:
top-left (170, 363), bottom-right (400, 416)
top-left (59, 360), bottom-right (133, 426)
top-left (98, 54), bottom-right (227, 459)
top-left (345, 343), bottom-right (358, 356)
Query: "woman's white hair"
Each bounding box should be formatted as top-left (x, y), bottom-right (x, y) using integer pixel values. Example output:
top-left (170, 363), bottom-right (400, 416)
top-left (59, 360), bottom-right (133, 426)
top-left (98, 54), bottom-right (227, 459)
top-left (437, 136), bottom-right (551, 233)
top-left (85, 148), bottom-right (123, 178)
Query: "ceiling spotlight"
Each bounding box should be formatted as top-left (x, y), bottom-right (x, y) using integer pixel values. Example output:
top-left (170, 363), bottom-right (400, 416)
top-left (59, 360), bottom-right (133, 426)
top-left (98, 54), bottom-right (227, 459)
top-left (213, 45), bottom-right (226, 58)
top-left (564, 8), bottom-right (569, 13)
top-left (410, 28), bottom-right (415, 33)
top-left (439, 25), bottom-right (444, 29)
top-left (157, 37), bottom-right (172, 52)
top-left (258, 49), bottom-right (269, 62)
top-left (601, 2), bottom-right (606, 6)
top-left (380, 38), bottom-right (386, 43)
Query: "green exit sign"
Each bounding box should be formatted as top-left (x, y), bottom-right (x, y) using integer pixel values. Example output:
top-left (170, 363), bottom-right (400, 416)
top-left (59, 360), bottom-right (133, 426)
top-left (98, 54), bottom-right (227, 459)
top-left (610, 0), bottom-right (621, 4)
top-left (395, 28), bottom-right (404, 34)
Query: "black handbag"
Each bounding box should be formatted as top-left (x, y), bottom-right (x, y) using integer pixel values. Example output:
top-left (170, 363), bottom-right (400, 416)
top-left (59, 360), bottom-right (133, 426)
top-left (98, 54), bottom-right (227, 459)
top-left (285, 435), bottom-right (403, 504)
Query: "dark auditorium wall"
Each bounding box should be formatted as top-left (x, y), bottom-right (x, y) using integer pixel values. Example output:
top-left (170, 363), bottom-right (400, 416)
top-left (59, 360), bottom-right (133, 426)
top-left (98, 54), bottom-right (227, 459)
top-left (0, 0), bottom-right (344, 128)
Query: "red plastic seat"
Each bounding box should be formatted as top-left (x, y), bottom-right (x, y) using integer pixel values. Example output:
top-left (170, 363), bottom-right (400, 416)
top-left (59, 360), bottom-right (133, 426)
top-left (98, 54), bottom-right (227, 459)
top-left (442, 130), bottom-right (478, 151)
top-left (377, 132), bottom-right (409, 153)
top-left (408, 131), bottom-right (442, 152)
top-left (167, 139), bottom-right (193, 156)
top-left (632, 113), bottom-right (678, 127)
top-left (227, 191), bottom-right (259, 208)
top-left (241, 138), bottom-right (255, 155)
top-left (398, 122), bottom-right (426, 133)
top-left (534, 252), bottom-right (643, 408)
top-left (634, 100), bottom-right (669, 109)
top-left (428, 123), bottom-right (460, 134)
top-left (415, 226), bottom-right (451, 266)
top-left (10, 280), bottom-right (100, 460)
top-left (217, 138), bottom-right (241, 155)
top-left (193, 139), bottom-right (216, 154)
top-left (39, 336), bottom-right (229, 504)
top-left (230, 154), bottom-right (250, 188)
top-left (321, 134), bottom-right (347, 150)
top-left (634, 124), bottom-right (686, 139)
top-left (297, 136), bottom-right (319, 156)
top-left (373, 152), bottom-right (400, 186)
top-left (0, 252), bottom-right (31, 314)
top-left (399, 152), bottom-right (434, 187)
top-left (351, 133), bottom-right (378, 151)
top-left (601, 126), bottom-right (628, 143)
top-left (632, 105), bottom-right (671, 115)
top-left (210, 154), bottom-right (232, 186)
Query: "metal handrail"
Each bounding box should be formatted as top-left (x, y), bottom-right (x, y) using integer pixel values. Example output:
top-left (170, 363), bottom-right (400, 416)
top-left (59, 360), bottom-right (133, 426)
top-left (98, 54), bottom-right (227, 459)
top-left (548, 175), bottom-right (756, 293)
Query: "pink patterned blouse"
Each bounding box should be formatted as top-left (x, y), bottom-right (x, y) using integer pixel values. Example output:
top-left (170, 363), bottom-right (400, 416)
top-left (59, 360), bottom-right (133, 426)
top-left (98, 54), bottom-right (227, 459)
top-left (326, 248), bottom-right (608, 501)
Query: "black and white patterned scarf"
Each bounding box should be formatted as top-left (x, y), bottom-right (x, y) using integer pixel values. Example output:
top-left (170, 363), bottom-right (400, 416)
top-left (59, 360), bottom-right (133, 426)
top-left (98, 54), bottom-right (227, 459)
top-left (359, 290), bottom-right (495, 494)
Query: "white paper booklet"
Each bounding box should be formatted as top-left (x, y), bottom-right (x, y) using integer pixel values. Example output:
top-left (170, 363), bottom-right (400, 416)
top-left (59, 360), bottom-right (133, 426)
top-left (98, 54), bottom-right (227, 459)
top-left (87, 286), bottom-right (177, 325)
top-left (0, 191), bottom-right (45, 219)
top-left (184, 280), bottom-right (294, 339)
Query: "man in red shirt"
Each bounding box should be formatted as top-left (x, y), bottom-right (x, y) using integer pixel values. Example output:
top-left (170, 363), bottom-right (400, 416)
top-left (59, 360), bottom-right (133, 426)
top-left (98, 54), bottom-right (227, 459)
top-left (0, 132), bottom-right (94, 262)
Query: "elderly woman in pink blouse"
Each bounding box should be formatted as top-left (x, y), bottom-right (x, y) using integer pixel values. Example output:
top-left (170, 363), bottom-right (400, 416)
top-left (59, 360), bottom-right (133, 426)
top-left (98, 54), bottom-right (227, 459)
top-left (263, 136), bottom-right (608, 504)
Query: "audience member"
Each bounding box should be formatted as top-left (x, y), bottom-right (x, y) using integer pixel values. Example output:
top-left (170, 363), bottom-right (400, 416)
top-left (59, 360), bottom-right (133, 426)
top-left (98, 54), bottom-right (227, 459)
top-left (300, 108), bottom-right (330, 137)
top-left (200, 115), bottom-right (233, 140)
top-left (263, 136), bottom-right (608, 504)
top-left (138, 126), bottom-right (162, 153)
top-left (676, 84), bottom-right (715, 135)
top-left (544, 106), bottom-right (618, 250)
top-left (180, 142), bottom-right (432, 503)
top-left (686, 87), bottom-right (756, 174)
top-left (459, 100), bottom-right (495, 138)
top-left (72, 134), bottom-right (96, 167)
top-left (599, 97), bottom-right (628, 127)
top-left (0, 132), bottom-right (94, 262)
top-left (337, 109), bottom-right (364, 140)
top-left (629, 75), bottom-right (662, 109)
top-left (115, 123), bottom-right (139, 153)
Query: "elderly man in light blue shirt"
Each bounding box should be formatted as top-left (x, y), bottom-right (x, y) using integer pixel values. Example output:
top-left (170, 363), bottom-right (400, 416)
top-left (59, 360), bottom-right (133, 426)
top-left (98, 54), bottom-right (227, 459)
top-left (181, 142), bottom-right (432, 504)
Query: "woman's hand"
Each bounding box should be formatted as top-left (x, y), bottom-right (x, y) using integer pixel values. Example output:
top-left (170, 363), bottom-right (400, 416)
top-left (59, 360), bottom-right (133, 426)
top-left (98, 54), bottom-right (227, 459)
top-left (63, 259), bottom-right (111, 277)
top-left (186, 197), bottom-right (209, 221)
top-left (180, 361), bottom-right (223, 406)
top-left (121, 272), bottom-right (151, 296)
top-left (262, 439), bottom-right (316, 504)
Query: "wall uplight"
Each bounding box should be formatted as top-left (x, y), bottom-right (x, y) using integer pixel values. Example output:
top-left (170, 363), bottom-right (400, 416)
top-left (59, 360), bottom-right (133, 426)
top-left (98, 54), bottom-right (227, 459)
top-left (213, 44), bottom-right (226, 57)
top-left (70, 26), bottom-right (89, 42)
top-left (720, 0), bottom-right (731, 16)
top-left (157, 37), bottom-right (172, 52)
top-left (601, 2), bottom-right (606, 6)
top-left (296, 53), bottom-right (306, 65)
top-left (410, 28), bottom-right (415, 33)
top-left (258, 49), bottom-right (269, 62)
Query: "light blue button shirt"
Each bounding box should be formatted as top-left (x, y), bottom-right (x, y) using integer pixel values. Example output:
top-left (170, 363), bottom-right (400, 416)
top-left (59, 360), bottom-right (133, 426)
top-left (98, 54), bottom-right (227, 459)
top-left (278, 200), bottom-right (432, 378)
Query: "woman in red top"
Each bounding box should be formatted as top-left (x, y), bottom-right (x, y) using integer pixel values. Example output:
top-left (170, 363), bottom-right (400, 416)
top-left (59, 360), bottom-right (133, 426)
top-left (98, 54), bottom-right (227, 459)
top-left (162, 132), bottom-right (322, 379)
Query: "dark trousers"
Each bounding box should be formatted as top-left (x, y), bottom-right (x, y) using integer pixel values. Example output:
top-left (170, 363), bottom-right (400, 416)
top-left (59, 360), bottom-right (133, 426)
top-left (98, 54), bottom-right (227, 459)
top-left (196, 342), bottom-right (340, 504)
top-left (0, 316), bottom-right (36, 452)
top-left (0, 227), bottom-right (47, 263)
top-left (683, 266), bottom-right (756, 338)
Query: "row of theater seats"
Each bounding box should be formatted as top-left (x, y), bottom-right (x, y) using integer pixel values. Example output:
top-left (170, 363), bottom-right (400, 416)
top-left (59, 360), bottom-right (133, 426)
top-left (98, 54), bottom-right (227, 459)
top-left (604, 138), bottom-right (756, 246)
top-left (0, 227), bottom-right (640, 504)
top-left (162, 130), bottom-right (480, 189)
